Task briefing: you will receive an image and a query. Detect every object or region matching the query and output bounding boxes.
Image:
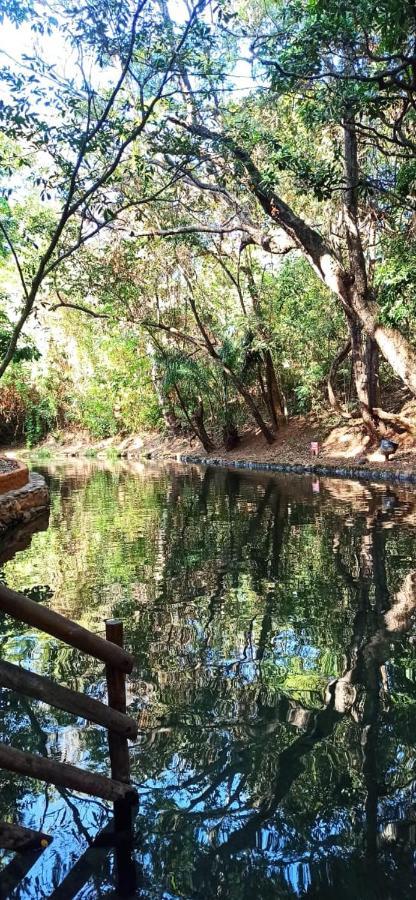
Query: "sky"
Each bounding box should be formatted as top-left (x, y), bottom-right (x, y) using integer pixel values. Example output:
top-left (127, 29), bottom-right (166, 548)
top-left (0, 0), bottom-right (254, 101)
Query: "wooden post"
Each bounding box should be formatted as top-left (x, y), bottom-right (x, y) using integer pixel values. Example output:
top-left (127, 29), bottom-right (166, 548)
top-left (105, 619), bottom-right (138, 897)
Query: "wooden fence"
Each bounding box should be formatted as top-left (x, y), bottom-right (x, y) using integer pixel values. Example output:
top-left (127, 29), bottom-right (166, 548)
top-left (0, 583), bottom-right (139, 897)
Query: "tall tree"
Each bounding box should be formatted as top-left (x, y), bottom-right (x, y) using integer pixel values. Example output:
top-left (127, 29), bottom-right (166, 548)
top-left (160, 0), bottom-right (416, 432)
top-left (0, 0), bottom-right (205, 377)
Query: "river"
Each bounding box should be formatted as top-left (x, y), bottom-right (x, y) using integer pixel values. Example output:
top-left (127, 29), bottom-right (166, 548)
top-left (1, 459), bottom-right (416, 898)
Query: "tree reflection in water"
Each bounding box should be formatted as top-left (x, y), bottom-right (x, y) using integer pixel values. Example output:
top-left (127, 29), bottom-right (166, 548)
top-left (1, 460), bottom-right (416, 898)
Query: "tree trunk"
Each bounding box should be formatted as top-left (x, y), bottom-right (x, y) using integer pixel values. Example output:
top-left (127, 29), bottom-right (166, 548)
top-left (264, 349), bottom-right (285, 425)
top-left (349, 319), bottom-right (383, 438)
top-left (146, 340), bottom-right (181, 433)
top-left (194, 396), bottom-right (216, 453)
top-left (188, 294), bottom-right (276, 444)
top-left (174, 384), bottom-right (215, 453)
top-left (244, 266), bottom-right (285, 430)
top-left (328, 339), bottom-right (351, 412)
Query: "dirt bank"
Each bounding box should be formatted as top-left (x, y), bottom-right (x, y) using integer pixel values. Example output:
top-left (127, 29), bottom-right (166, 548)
top-left (8, 411), bottom-right (416, 484)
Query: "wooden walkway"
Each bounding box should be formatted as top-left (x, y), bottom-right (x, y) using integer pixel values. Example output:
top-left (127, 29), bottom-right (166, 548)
top-left (0, 583), bottom-right (139, 897)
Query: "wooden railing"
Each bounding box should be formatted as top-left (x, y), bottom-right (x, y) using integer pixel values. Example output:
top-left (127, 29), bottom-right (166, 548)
top-left (0, 583), bottom-right (139, 897)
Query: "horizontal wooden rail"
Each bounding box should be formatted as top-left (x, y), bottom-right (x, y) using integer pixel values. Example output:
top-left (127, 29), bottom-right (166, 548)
top-left (0, 660), bottom-right (137, 740)
top-left (0, 744), bottom-right (138, 804)
top-left (0, 820), bottom-right (51, 852)
top-left (0, 584), bottom-right (134, 673)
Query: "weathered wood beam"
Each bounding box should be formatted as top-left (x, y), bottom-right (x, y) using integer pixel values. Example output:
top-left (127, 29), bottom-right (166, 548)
top-left (0, 744), bottom-right (138, 804)
top-left (0, 820), bottom-right (51, 852)
top-left (0, 659), bottom-right (137, 740)
top-left (0, 584), bottom-right (134, 673)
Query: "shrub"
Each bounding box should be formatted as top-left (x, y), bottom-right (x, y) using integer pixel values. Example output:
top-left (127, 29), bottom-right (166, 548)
top-left (24, 394), bottom-right (58, 448)
top-left (0, 385), bottom-right (27, 443)
top-left (77, 385), bottom-right (118, 439)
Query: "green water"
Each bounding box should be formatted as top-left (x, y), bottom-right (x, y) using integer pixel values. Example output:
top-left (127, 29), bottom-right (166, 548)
top-left (1, 459), bottom-right (416, 898)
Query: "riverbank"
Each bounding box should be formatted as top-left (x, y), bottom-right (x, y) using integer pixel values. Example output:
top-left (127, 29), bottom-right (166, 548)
top-left (7, 410), bottom-right (416, 484)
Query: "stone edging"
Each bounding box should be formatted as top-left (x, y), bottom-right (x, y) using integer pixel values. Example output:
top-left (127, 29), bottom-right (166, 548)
top-left (0, 472), bottom-right (49, 533)
top-left (178, 454), bottom-right (416, 485)
top-left (0, 459), bottom-right (29, 494)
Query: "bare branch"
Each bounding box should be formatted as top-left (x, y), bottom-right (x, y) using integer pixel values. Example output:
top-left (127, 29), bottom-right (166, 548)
top-left (0, 222), bottom-right (29, 299)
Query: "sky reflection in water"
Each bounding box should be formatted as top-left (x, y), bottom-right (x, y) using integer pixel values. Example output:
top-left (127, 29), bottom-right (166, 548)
top-left (1, 459), bottom-right (416, 898)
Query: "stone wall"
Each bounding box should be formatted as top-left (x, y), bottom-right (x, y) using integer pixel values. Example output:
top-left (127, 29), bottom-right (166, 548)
top-left (178, 454), bottom-right (416, 485)
top-left (0, 473), bottom-right (49, 534)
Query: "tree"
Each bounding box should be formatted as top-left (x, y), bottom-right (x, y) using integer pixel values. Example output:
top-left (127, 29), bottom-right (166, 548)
top-left (0, 0), bottom-right (206, 377)
top-left (157, 0), bottom-right (416, 434)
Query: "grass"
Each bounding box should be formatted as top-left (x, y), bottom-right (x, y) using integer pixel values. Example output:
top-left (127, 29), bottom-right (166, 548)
top-left (103, 447), bottom-right (120, 459)
top-left (30, 447), bottom-right (52, 459)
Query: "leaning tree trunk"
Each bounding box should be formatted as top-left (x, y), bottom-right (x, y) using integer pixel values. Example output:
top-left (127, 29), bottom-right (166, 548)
top-left (327, 338), bottom-right (351, 413)
top-left (188, 294), bottom-right (276, 444)
top-left (194, 396), bottom-right (216, 453)
top-left (174, 384), bottom-right (215, 453)
top-left (264, 349), bottom-right (286, 427)
top-left (244, 266), bottom-right (285, 431)
top-left (146, 340), bottom-right (181, 434)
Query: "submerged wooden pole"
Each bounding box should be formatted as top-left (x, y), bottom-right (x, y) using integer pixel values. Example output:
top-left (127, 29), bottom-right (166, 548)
top-left (0, 658), bottom-right (137, 739)
top-left (0, 821), bottom-right (52, 852)
top-left (0, 744), bottom-right (138, 804)
top-left (0, 584), bottom-right (134, 673)
top-left (105, 618), bottom-right (138, 897)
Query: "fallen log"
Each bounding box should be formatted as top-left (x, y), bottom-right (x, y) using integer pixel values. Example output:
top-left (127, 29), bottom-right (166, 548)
top-left (0, 744), bottom-right (138, 804)
top-left (0, 820), bottom-right (51, 852)
top-left (0, 584), bottom-right (134, 673)
top-left (0, 659), bottom-right (137, 740)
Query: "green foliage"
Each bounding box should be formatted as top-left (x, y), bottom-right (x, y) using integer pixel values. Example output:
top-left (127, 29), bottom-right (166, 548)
top-left (376, 237), bottom-right (416, 330)
top-left (76, 383), bottom-right (118, 439)
top-left (0, 305), bottom-right (40, 364)
top-left (262, 258), bottom-right (344, 412)
top-left (23, 393), bottom-right (57, 447)
top-left (161, 349), bottom-right (211, 401)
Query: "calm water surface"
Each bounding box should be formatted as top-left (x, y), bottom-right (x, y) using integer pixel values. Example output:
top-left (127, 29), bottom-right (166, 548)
top-left (1, 459), bottom-right (416, 898)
